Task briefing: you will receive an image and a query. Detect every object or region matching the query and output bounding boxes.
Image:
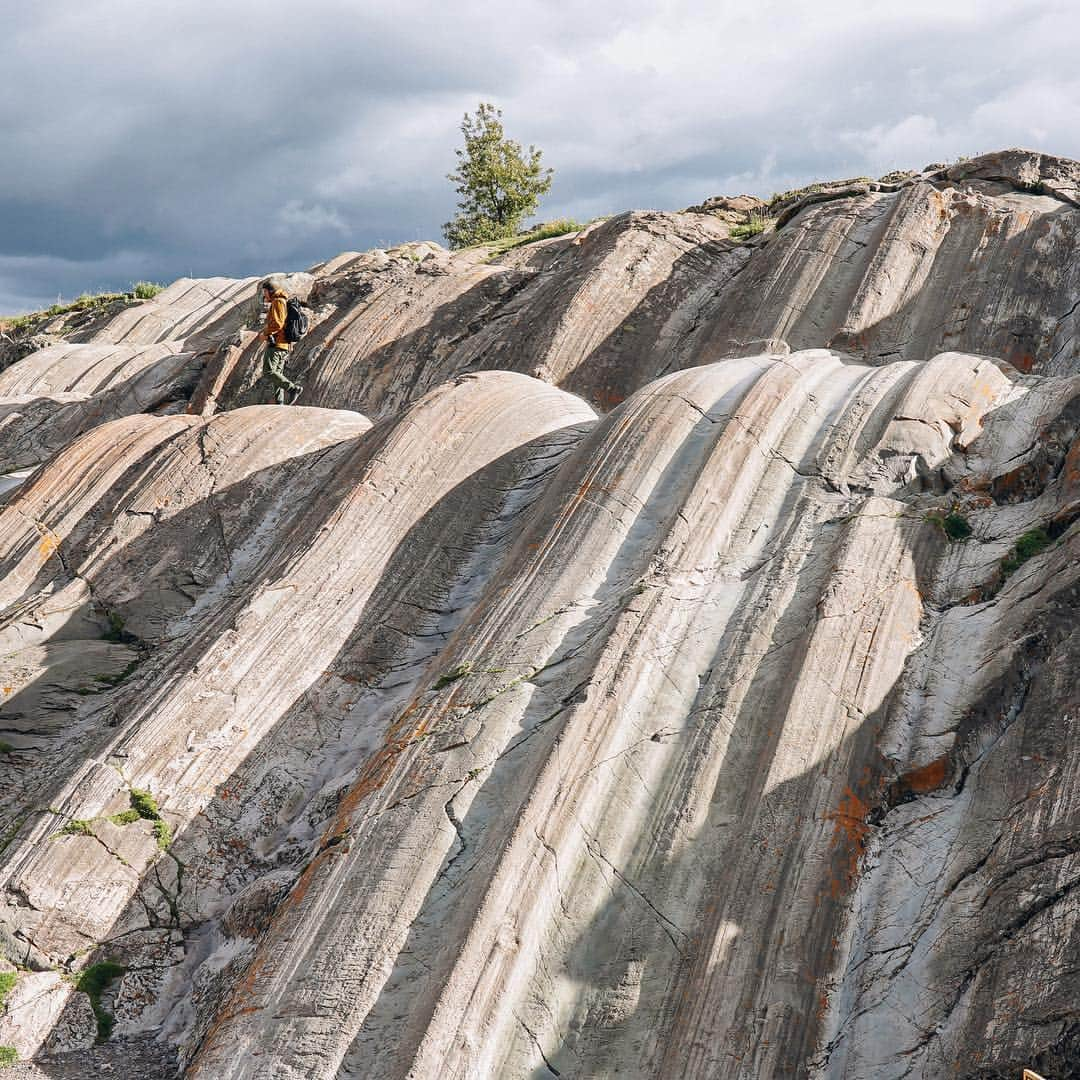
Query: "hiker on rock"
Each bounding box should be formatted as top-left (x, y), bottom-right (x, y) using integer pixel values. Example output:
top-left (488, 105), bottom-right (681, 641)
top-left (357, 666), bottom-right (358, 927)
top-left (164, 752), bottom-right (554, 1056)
top-left (258, 278), bottom-right (303, 405)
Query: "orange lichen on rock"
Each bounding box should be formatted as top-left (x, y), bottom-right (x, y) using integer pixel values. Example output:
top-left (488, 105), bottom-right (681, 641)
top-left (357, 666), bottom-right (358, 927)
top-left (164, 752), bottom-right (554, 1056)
top-left (827, 785), bottom-right (874, 899)
top-left (896, 754), bottom-right (952, 797)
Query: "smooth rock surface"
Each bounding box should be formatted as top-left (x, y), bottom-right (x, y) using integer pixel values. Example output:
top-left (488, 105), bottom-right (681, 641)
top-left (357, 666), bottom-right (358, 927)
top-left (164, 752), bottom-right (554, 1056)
top-left (0, 149), bottom-right (1076, 1079)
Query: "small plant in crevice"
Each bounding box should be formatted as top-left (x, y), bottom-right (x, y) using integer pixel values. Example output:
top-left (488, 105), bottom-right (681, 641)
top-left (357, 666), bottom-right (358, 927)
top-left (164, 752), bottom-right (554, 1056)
top-left (152, 819), bottom-right (172, 850)
top-left (95, 658), bottom-right (141, 688)
top-left (129, 788), bottom-right (172, 850)
top-left (1000, 526), bottom-right (1053, 578)
top-left (58, 819), bottom-right (95, 838)
top-left (72, 960), bottom-right (126, 1042)
top-left (101, 610), bottom-right (136, 645)
top-left (0, 814), bottom-right (29, 859)
top-left (54, 788), bottom-right (171, 850)
top-left (0, 970), bottom-right (17, 1008)
top-left (926, 509), bottom-right (973, 542)
top-left (435, 661), bottom-right (474, 689)
top-left (128, 788), bottom-right (158, 818)
top-left (0, 1046), bottom-right (17, 1067)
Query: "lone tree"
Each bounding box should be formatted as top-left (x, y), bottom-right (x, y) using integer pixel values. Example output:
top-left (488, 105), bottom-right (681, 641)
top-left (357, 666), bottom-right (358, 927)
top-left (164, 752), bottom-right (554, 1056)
top-left (443, 103), bottom-right (553, 248)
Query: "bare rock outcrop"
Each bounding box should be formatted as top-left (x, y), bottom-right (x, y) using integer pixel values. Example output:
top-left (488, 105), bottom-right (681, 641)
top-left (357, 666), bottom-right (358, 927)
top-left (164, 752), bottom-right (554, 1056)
top-left (0, 149), bottom-right (1077, 1078)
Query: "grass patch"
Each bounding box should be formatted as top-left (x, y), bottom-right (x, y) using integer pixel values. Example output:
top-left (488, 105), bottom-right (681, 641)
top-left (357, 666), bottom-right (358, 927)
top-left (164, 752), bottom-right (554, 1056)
top-left (0, 742), bottom-right (12, 754)
top-left (728, 213), bottom-right (774, 242)
top-left (73, 960), bottom-right (126, 1042)
top-left (59, 819), bottom-right (95, 837)
top-left (1001, 527), bottom-right (1053, 578)
top-left (1, 281), bottom-right (168, 337)
top-left (879, 169), bottom-right (917, 184)
top-left (767, 178), bottom-right (873, 212)
top-left (129, 788), bottom-right (159, 819)
top-left (927, 510), bottom-right (973, 542)
top-left (0, 971), bottom-right (17, 1008)
top-left (43, 294), bottom-right (126, 316)
top-left (768, 182), bottom-right (825, 208)
top-left (521, 219), bottom-right (584, 243)
top-left (107, 809), bottom-right (141, 827)
top-left (1, 292), bottom-right (129, 335)
top-left (479, 218), bottom-right (585, 257)
top-left (0, 1046), bottom-right (16, 1067)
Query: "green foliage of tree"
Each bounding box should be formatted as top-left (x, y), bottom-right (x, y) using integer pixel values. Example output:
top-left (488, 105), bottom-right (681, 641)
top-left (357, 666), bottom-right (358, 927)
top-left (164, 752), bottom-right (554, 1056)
top-left (443, 103), bottom-right (553, 249)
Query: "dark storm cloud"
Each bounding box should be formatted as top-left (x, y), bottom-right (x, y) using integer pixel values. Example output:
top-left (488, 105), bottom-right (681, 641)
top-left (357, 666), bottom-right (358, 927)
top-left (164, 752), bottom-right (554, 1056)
top-left (2, 0), bottom-right (1078, 312)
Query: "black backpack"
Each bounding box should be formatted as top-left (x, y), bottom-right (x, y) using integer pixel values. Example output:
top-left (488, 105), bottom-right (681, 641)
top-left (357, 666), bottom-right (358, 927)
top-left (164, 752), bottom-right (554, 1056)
top-left (283, 298), bottom-right (309, 343)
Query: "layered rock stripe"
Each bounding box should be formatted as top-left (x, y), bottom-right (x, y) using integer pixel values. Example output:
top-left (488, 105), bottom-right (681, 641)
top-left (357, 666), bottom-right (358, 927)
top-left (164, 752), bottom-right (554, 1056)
top-left (0, 149), bottom-right (1076, 1078)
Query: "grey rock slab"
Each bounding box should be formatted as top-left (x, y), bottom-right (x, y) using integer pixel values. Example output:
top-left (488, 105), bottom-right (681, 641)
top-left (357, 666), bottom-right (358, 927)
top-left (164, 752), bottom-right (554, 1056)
top-left (0, 344), bottom-right (1073, 1078)
top-left (0, 149), bottom-right (1078, 1079)
top-left (170, 350), bottom-right (1063, 1079)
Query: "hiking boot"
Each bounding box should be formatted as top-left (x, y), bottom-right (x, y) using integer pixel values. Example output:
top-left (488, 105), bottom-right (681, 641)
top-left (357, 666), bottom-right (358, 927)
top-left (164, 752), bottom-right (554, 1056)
top-left (288, 386), bottom-right (304, 405)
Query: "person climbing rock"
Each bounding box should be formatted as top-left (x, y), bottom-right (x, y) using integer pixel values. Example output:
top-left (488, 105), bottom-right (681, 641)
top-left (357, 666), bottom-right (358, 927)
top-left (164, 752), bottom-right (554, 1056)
top-left (258, 278), bottom-right (303, 404)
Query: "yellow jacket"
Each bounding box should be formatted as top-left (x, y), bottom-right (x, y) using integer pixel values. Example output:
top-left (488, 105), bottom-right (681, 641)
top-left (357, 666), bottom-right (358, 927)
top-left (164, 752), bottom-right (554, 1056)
top-left (264, 290), bottom-right (290, 349)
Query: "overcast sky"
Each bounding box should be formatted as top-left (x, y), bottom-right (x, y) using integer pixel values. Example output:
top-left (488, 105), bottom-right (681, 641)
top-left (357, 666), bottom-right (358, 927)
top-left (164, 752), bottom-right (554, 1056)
top-left (2, 0), bottom-right (1078, 312)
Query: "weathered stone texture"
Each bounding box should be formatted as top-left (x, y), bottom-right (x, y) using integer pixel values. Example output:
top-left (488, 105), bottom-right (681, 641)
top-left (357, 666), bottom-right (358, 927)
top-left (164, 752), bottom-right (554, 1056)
top-left (0, 149), bottom-right (1077, 1079)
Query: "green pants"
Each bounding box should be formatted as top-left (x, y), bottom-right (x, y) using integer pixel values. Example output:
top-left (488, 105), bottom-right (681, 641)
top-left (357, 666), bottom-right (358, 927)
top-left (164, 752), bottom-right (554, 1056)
top-left (262, 344), bottom-right (301, 404)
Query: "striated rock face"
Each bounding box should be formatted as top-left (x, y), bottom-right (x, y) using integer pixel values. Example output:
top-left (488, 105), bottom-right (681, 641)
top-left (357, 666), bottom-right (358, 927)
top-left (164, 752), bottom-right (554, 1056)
top-left (0, 148), bottom-right (1077, 1079)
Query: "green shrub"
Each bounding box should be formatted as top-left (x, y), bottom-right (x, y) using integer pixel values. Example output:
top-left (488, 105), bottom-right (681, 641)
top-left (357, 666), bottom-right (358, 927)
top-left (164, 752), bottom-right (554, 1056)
top-left (1015, 527), bottom-right (1053, 559)
top-left (101, 611), bottom-right (129, 643)
top-left (1001, 527), bottom-right (1053, 578)
top-left (73, 961), bottom-right (126, 1042)
top-left (132, 281), bottom-right (164, 300)
top-left (0, 1046), bottom-right (17, 1067)
top-left (927, 510), bottom-right (973, 542)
